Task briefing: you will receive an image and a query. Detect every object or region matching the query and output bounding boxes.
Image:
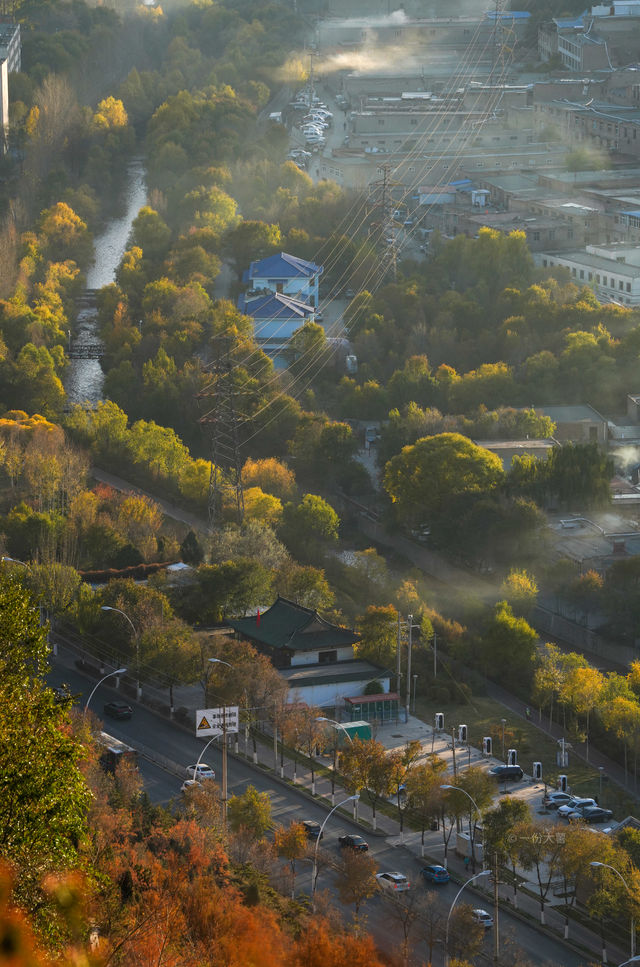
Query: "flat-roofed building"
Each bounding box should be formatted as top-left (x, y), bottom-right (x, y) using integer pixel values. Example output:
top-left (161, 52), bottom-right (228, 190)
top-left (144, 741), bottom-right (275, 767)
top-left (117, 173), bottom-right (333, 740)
top-left (537, 243), bottom-right (640, 305)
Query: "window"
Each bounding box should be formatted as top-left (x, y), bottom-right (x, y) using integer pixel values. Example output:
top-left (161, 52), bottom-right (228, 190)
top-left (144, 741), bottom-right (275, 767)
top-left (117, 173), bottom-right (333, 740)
top-left (603, 276), bottom-right (608, 285)
top-left (571, 267), bottom-right (577, 277)
top-left (596, 274), bottom-right (601, 283)
top-left (589, 426), bottom-right (598, 442)
top-left (378, 119), bottom-right (384, 126)
top-left (568, 229), bottom-right (574, 239)
top-left (410, 118), bottom-right (418, 125)
top-left (543, 259), bottom-right (548, 267)
top-left (580, 270), bottom-right (584, 279)
top-left (532, 231), bottom-right (540, 241)
top-left (620, 280), bottom-right (624, 290)
top-left (627, 282), bottom-right (632, 292)
top-left (319, 650), bottom-right (338, 664)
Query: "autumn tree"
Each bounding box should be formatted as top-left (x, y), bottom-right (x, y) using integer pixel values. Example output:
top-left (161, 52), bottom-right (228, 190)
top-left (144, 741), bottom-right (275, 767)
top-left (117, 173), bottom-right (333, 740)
top-left (339, 738), bottom-right (398, 831)
top-left (337, 849), bottom-right (378, 932)
top-left (274, 821), bottom-right (307, 898)
top-left (406, 755), bottom-right (446, 856)
top-left (355, 604), bottom-right (398, 667)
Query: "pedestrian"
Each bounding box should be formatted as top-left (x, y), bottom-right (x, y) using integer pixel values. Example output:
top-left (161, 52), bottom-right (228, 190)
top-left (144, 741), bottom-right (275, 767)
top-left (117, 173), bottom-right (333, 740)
top-left (463, 855), bottom-right (470, 870)
top-left (525, 706), bottom-right (531, 720)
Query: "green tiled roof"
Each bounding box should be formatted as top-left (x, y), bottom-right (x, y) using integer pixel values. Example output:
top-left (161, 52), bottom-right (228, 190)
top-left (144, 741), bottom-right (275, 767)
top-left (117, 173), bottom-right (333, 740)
top-left (227, 596), bottom-right (359, 652)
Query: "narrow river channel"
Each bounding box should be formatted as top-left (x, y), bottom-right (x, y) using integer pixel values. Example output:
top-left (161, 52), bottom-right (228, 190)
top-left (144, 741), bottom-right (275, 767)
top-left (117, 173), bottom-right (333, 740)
top-left (65, 158), bottom-right (147, 406)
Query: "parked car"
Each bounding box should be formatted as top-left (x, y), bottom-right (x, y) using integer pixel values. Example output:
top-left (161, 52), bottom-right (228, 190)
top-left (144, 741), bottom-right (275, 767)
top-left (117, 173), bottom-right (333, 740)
top-left (185, 763), bottom-right (215, 780)
top-left (181, 779), bottom-right (202, 794)
top-left (542, 791), bottom-right (574, 809)
top-left (472, 909), bottom-right (494, 929)
top-left (567, 805), bottom-right (613, 824)
top-left (376, 872), bottom-right (410, 893)
top-left (103, 701), bottom-right (133, 720)
top-left (489, 764), bottom-right (523, 782)
top-left (557, 797), bottom-right (596, 818)
top-left (421, 864), bottom-right (450, 885)
top-left (302, 820), bottom-right (323, 840)
top-left (338, 833), bottom-right (368, 851)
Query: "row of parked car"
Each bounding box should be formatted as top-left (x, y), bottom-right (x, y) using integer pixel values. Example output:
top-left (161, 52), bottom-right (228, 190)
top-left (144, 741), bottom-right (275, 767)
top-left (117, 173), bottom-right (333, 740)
top-left (542, 791), bottom-right (613, 824)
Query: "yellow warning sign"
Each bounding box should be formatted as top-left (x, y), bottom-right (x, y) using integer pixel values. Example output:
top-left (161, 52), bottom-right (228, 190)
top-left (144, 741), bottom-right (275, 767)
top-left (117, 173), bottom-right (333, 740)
top-left (197, 716), bottom-right (211, 731)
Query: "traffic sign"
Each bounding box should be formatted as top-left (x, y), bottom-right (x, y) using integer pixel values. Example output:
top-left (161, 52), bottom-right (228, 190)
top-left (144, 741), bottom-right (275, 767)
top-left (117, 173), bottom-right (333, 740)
top-left (196, 706), bottom-right (239, 736)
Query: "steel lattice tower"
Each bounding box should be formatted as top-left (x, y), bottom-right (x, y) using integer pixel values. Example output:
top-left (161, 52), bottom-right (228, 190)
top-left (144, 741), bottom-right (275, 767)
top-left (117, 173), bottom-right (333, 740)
top-left (196, 342), bottom-right (244, 530)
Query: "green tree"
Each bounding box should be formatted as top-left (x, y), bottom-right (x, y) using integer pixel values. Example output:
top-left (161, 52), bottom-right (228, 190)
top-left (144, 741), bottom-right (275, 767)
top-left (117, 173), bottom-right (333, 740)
top-left (355, 604), bottom-right (398, 667)
top-left (0, 573), bottom-right (90, 933)
top-left (477, 601), bottom-right (537, 691)
top-left (227, 784), bottom-right (272, 839)
top-left (279, 494), bottom-right (339, 559)
top-left (500, 568), bottom-right (539, 619)
top-left (383, 432), bottom-right (504, 525)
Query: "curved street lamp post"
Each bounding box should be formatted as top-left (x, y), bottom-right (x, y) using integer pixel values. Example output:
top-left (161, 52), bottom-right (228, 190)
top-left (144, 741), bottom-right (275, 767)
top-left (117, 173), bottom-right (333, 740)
top-left (311, 793), bottom-right (360, 904)
top-left (317, 716), bottom-right (357, 815)
top-left (83, 667), bottom-right (128, 718)
top-left (441, 784), bottom-right (483, 871)
top-left (101, 606), bottom-right (141, 699)
top-left (445, 870), bottom-right (491, 967)
top-left (591, 861), bottom-right (637, 961)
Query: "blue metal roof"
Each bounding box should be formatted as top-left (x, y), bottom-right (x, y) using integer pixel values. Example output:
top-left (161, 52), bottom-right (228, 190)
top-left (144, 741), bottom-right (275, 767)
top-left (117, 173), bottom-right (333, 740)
top-left (237, 291), bottom-right (315, 320)
top-left (243, 252), bottom-right (323, 283)
top-left (622, 210), bottom-right (640, 216)
top-left (486, 9), bottom-right (530, 18)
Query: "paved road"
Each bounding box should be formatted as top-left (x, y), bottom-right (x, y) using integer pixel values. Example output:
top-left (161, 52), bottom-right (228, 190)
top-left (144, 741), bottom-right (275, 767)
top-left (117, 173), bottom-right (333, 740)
top-left (51, 662), bottom-right (597, 967)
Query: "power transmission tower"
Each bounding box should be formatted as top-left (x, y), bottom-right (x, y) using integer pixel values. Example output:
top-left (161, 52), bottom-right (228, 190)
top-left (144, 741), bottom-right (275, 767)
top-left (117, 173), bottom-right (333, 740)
top-left (196, 342), bottom-right (244, 530)
top-left (367, 163), bottom-right (402, 283)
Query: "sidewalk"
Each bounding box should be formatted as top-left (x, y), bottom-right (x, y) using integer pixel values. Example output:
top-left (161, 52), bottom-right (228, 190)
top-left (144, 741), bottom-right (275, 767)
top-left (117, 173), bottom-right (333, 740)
top-left (55, 639), bottom-right (628, 966)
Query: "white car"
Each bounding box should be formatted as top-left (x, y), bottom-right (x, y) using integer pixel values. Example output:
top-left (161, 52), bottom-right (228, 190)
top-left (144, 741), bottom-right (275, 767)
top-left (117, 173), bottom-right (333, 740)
top-left (186, 763), bottom-right (215, 780)
top-left (376, 872), bottom-right (410, 893)
top-left (542, 791), bottom-right (574, 810)
top-left (557, 797), bottom-right (596, 818)
top-left (181, 779), bottom-right (202, 793)
top-left (472, 909), bottom-right (494, 929)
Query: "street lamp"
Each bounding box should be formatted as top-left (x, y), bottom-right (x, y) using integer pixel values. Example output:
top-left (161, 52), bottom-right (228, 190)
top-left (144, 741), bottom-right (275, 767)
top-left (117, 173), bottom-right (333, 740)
top-left (311, 794), bottom-right (360, 903)
top-left (208, 658), bottom-right (234, 824)
top-left (591, 861), bottom-right (637, 959)
top-left (83, 667), bottom-right (127, 717)
top-left (441, 784), bottom-right (483, 870)
top-left (445, 870), bottom-right (491, 967)
top-left (101, 606), bottom-right (140, 699)
top-left (317, 717), bottom-right (356, 812)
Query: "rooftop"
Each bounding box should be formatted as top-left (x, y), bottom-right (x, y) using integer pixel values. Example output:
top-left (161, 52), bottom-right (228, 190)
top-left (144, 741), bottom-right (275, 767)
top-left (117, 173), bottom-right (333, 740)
top-left (237, 291), bottom-right (315, 320)
top-left (540, 250), bottom-right (640, 277)
top-left (243, 252), bottom-right (323, 283)
top-left (536, 404), bottom-right (606, 422)
top-left (227, 596), bottom-right (360, 652)
top-left (279, 660), bottom-right (387, 688)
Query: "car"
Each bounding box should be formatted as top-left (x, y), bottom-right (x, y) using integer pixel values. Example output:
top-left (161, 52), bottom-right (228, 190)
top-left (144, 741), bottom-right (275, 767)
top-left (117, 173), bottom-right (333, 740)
top-left (472, 909), bottom-right (494, 929)
top-left (302, 820), bottom-right (323, 840)
top-left (186, 763), bottom-right (215, 780)
top-left (557, 797), bottom-right (596, 817)
top-left (344, 288), bottom-right (355, 298)
top-left (488, 764), bottom-right (523, 782)
top-left (181, 779), bottom-right (202, 794)
top-left (421, 864), bottom-right (450, 884)
top-left (542, 791), bottom-right (574, 809)
top-left (376, 872), bottom-right (410, 893)
top-left (103, 701), bottom-right (133, 720)
top-left (338, 833), bottom-right (368, 851)
top-left (567, 805), bottom-right (613, 824)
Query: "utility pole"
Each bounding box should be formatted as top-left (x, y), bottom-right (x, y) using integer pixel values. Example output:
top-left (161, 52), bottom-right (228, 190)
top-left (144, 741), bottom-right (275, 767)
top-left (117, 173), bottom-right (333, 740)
top-left (222, 708), bottom-right (228, 825)
top-left (494, 852), bottom-right (500, 964)
top-left (196, 339), bottom-right (245, 530)
top-left (367, 163), bottom-right (401, 283)
top-left (405, 614), bottom-right (413, 723)
top-left (451, 728), bottom-right (457, 777)
top-left (433, 630), bottom-right (438, 679)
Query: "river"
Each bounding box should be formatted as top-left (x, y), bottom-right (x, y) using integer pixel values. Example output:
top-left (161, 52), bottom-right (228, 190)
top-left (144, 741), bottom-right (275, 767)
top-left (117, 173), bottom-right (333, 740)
top-left (65, 158), bottom-right (147, 406)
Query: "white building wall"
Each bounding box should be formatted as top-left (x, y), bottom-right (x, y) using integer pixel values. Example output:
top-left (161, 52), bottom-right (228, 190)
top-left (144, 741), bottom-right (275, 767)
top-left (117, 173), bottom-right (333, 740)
top-left (287, 675), bottom-right (391, 707)
top-left (290, 646), bottom-right (355, 667)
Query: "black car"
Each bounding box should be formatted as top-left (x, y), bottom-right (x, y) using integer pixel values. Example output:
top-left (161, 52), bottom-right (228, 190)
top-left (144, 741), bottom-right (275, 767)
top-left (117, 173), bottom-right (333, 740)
top-left (103, 701), bottom-right (133, 720)
top-left (489, 764), bottom-right (524, 782)
top-left (569, 805), bottom-right (614, 824)
top-left (338, 833), bottom-right (368, 851)
top-left (302, 820), bottom-right (323, 840)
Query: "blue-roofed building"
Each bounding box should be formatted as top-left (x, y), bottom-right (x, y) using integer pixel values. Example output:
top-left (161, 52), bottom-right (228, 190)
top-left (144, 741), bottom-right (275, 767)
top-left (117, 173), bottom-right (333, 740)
top-left (237, 291), bottom-right (316, 353)
top-left (242, 252), bottom-right (323, 307)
